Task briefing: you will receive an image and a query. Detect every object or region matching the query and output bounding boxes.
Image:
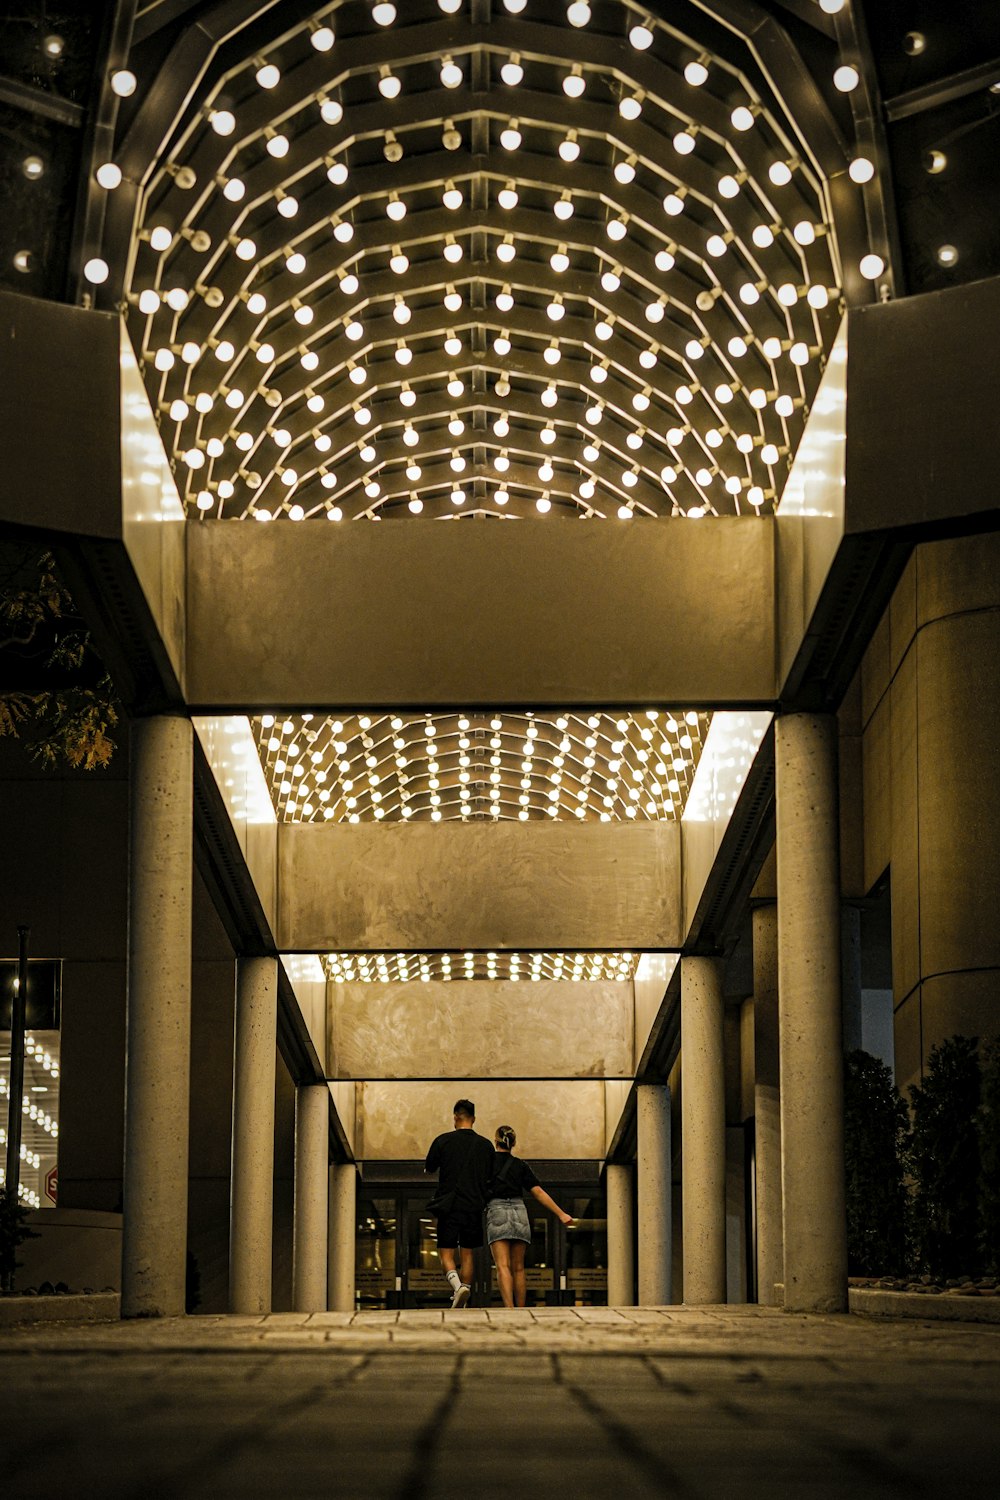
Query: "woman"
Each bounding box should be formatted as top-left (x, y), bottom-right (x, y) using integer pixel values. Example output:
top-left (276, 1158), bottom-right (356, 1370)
top-left (486, 1124), bottom-right (573, 1308)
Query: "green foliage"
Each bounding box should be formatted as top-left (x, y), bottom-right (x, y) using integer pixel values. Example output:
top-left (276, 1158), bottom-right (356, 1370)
top-left (977, 1037), bottom-right (1000, 1275)
top-left (907, 1035), bottom-right (982, 1279)
top-left (0, 549), bottom-right (118, 771)
top-left (0, 1187), bottom-right (39, 1292)
top-left (844, 1050), bottom-right (910, 1275)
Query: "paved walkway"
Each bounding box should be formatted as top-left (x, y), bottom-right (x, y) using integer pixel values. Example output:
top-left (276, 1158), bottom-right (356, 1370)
top-left (3, 1307), bottom-right (999, 1498)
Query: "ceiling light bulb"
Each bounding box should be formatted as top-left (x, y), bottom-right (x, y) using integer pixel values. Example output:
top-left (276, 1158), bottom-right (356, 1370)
top-left (731, 104), bottom-right (755, 131)
top-left (645, 300), bottom-right (665, 323)
top-left (662, 192), bottom-right (685, 217)
top-left (595, 318), bottom-right (613, 340)
top-left (547, 299), bottom-right (565, 321)
top-left (255, 61), bottom-right (280, 89)
top-left (673, 130), bottom-right (696, 155)
top-left (504, 0), bottom-right (526, 11)
top-left (752, 224), bottom-right (774, 248)
top-left (386, 194), bottom-right (406, 221)
top-left (311, 24), bottom-right (335, 50)
top-left (320, 98), bottom-right (343, 124)
top-left (820, 0), bottom-right (845, 11)
top-left (849, 156), bottom-right (875, 184)
top-left (111, 68), bottom-right (137, 97)
top-left (501, 122), bottom-right (522, 150)
top-left (793, 220), bottom-right (816, 246)
top-left (497, 236), bottom-right (516, 262)
top-left (327, 160), bottom-right (348, 185)
top-left (559, 133), bottom-right (580, 163)
top-left (685, 58), bottom-right (709, 86)
top-left (148, 224), bottom-right (172, 251)
top-left (606, 217), bottom-right (627, 241)
top-left (706, 233), bottom-right (728, 257)
top-left (266, 133), bottom-right (289, 158)
top-left (277, 194), bottom-right (298, 218)
top-left (859, 252), bottom-right (885, 280)
top-left (96, 162), bottom-right (122, 189)
top-left (333, 219), bottom-right (354, 243)
top-left (222, 177), bottom-right (245, 202)
top-left (653, 249), bottom-right (675, 274)
top-left (563, 67), bottom-right (586, 98)
top-left (834, 64), bottom-right (860, 92)
top-left (496, 287), bottom-right (514, 312)
top-left (501, 55), bottom-right (524, 86)
top-left (210, 108), bottom-right (235, 135)
top-left (443, 182), bottom-right (463, 209)
top-left (498, 183), bottom-right (519, 209)
top-left (445, 335), bottom-right (462, 355)
top-left (137, 288), bottom-right (160, 315)
top-left (451, 488), bottom-right (466, 506)
top-left (444, 288), bottom-right (462, 310)
top-left (441, 56), bottom-right (463, 88)
top-left (408, 497), bottom-right (423, 514)
top-left (567, 1), bottom-right (591, 23)
top-left (390, 250), bottom-right (409, 274)
top-left (769, 160), bottom-right (793, 186)
top-left (439, 0), bottom-right (461, 11)
top-left (619, 93), bottom-right (642, 120)
top-left (372, 3), bottom-right (397, 23)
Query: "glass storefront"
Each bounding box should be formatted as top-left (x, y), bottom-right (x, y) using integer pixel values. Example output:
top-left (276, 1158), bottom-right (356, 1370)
top-left (356, 1180), bottom-right (607, 1308)
top-left (0, 1030), bottom-right (61, 1209)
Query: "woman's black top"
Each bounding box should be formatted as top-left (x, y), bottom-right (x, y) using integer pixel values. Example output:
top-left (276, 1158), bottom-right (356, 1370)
top-left (487, 1153), bottom-right (540, 1202)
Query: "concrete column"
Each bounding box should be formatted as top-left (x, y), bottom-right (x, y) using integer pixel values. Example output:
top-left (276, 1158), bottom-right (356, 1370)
top-left (636, 1084), bottom-right (671, 1304)
top-left (292, 1084), bottom-right (329, 1312)
top-left (328, 1161), bottom-right (357, 1313)
top-left (752, 903), bottom-right (783, 1306)
top-left (229, 957), bottom-right (278, 1313)
top-left (681, 956), bottom-right (727, 1304)
top-left (606, 1163), bottom-right (635, 1306)
top-left (122, 716), bottom-right (193, 1319)
top-left (775, 712), bottom-right (848, 1314)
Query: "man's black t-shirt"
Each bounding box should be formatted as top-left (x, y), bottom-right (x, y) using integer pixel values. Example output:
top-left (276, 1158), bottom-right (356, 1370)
top-left (487, 1153), bottom-right (540, 1202)
top-left (425, 1128), bottom-right (496, 1210)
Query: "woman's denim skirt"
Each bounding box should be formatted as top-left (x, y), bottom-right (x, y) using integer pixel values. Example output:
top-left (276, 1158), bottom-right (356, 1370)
top-left (485, 1197), bottom-right (531, 1245)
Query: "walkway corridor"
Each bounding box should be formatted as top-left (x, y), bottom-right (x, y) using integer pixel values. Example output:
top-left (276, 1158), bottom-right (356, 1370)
top-left (3, 1307), bottom-right (999, 1498)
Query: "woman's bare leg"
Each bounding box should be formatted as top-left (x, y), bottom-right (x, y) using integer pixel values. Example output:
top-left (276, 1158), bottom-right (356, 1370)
top-left (512, 1241), bottom-right (527, 1307)
top-left (491, 1240), bottom-right (515, 1307)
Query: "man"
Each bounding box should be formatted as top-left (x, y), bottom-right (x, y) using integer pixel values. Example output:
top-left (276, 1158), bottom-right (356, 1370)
top-left (425, 1098), bottom-right (495, 1308)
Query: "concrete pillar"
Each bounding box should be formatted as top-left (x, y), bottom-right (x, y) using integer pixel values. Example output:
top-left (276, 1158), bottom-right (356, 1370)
top-left (681, 956), bottom-right (727, 1304)
top-left (752, 903), bottom-right (783, 1305)
top-left (229, 957), bottom-right (278, 1313)
top-left (636, 1084), bottom-right (671, 1304)
top-left (292, 1084), bottom-right (329, 1312)
top-left (122, 716), bottom-right (193, 1319)
top-left (328, 1161), bottom-right (357, 1313)
top-left (775, 712), bottom-right (848, 1314)
top-left (606, 1163), bottom-right (635, 1306)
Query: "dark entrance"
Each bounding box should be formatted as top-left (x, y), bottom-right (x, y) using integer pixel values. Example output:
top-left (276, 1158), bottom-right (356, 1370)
top-left (356, 1163), bottom-right (607, 1309)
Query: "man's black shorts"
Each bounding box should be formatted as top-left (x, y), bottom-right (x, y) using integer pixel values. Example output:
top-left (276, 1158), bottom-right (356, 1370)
top-left (436, 1205), bottom-right (484, 1250)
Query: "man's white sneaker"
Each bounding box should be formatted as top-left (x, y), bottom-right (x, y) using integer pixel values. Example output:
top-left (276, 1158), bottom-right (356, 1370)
top-left (451, 1283), bottom-right (471, 1309)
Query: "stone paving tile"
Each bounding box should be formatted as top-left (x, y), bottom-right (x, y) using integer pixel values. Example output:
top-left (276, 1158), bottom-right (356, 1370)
top-left (2, 1307), bottom-right (999, 1500)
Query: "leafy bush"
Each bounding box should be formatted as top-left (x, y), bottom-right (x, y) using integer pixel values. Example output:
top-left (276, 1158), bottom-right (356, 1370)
top-left (907, 1035), bottom-right (982, 1280)
top-left (844, 1050), bottom-right (909, 1275)
top-left (0, 1187), bottom-right (39, 1292)
top-left (977, 1037), bottom-right (1000, 1275)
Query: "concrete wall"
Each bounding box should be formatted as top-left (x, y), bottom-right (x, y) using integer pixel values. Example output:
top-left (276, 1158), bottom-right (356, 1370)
top-left (328, 979), bottom-right (633, 1080)
top-left (859, 533), bottom-right (1000, 1090)
top-left (355, 1080), bottom-right (607, 1161)
top-left (279, 820), bottom-right (682, 952)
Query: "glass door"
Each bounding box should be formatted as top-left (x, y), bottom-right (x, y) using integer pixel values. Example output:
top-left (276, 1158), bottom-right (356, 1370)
top-left (355, 1195), bottom-right (399, 1308)
top-left (403, 1194), bottom-right (454, 1307)
top-left (562, 1193), bottom-right (608, 1306)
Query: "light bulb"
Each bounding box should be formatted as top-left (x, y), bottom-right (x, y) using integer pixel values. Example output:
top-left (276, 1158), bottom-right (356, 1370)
top-left (372, 3), bottom-right (396, 23)
top-left (619, 94), bottom-right (642, 120)
top-left (84, 257), bottom-right (110, 284)
top-left (440, 57), bottom-right (463, 89)
top-left (501, 56), bottom-right (523, 86)
top-left (137, 288), bottom-right (159, 315)
top-left (266, 133), bottom-right (289, 158)
top-left (673, 130), bottom-right (695, 155)
top-left (311, 25), bottom-right (335, 50)
top-left (793, 221), bottom-right (816, 246)
top-left (731, 105), bottom-right (755, 131)
top-left (327, 160), bottom-right (348, 185)
top-left (607, 217), bottom-right (627, 241)
top-left (501, 123), bottom-right (522, 150)
top-left (807, 284), bottom-right (830, 309)
top-left (386, 194), bottom-right (406, 221)
top-left (654, 249), bottom-right (675, 273)
top-left (255, 61), bottom-right (280, 89)
top-left (111, 68), bottom-right (137, 97)
top-left (444, 289), bottom-right (462, 311)
top-left (559, 134), bottom-right (580, 163)
top-left (614, 158), bottom-right (636, 184)
top-left (567, 2), bottom-right (591, 23)
top-left (96, 162), bottom-right (122, 189)
top-left (629, 23), bottom-right (654, 50)
top-left (859, 252), bottom-right (885, 280)
top-left (498, 184), bottom-right (519, 209)
top-left (685, 59), bottom-right (709, 86)
top-left (320, 98), bottom-right (343, 125)
top-left (663, 192), bottom-right (684, 216)
top-left (834, 65), bottom-right (859, 93)
top-left (563, 69), bottom-right (586, 98)
top-left (849, 156), bottom-right (875, 184)
top-left (379, 70), bottom-right (401, 100)
top-left (443, 184), bottom-right (463, 209)
top-left (333, 220), bottom-right (354, 243)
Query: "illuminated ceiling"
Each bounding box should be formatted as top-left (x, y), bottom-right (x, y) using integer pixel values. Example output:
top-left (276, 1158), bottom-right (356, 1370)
top-left (325, 949), bottom-right (639, 980)
top-left (97, 0), bottom-right (881, 524)
top-left (253, 708), bottom-right (709, 821)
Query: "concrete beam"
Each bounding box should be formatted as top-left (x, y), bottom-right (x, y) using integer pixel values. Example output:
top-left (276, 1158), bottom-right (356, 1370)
top-left (185, 518), bottom-right (777, 712)
top-left (277, 821), bottom-right (682, 952)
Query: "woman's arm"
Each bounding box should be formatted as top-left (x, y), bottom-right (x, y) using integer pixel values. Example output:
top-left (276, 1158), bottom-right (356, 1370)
top-left (530, 1184), bottom-right (573, 1225)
